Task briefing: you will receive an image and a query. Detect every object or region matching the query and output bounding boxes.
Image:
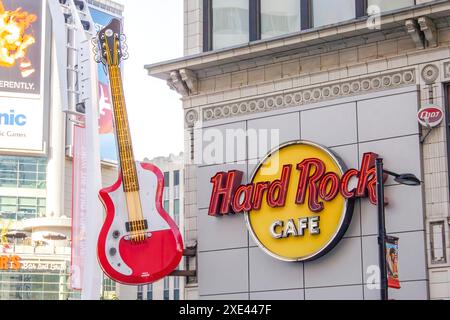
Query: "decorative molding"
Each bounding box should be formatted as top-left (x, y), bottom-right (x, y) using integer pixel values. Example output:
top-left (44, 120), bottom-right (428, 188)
top-left (180, 69), bottom-right (198, 95)
top-left (421, 64), bottom-right (439, 84)
top-left (202, 69), bottom-right (416, 122)
top-left (167, 71), bottom-right (189, 96)
top-left (185, 109), bottom-right (199, 127)
top-left (405, 19), bottom-right (425, 49)
top-left (167, 69), bottom-right (198, 96)
top-left (418, 16), bottom-right (438, 48)
top-left (444, 62), bottom-right (450, 79)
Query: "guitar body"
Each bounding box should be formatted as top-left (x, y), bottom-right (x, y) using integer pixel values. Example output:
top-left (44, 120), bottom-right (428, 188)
top-left (97, 162), bottom-right (183, 285)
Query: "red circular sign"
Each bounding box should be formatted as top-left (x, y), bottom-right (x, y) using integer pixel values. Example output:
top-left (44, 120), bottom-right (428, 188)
top-left (417, 105), bottom-right (444, 128)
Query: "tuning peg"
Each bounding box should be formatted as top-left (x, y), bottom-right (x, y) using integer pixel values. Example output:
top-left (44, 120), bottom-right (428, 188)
top-left (120, 34), bottom-right (126, 42)
top-left (121, 51), bottom-right (129, 61)
top-left (94, 54), bottom-right (102, 63)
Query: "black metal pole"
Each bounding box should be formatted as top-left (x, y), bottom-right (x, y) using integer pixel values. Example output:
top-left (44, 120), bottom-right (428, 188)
top-left (376, 158), bottom-right (388, 300)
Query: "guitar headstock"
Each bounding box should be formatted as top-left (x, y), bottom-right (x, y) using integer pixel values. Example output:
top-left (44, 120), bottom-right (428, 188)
top-left (92, 18), bottom-right (128, 67)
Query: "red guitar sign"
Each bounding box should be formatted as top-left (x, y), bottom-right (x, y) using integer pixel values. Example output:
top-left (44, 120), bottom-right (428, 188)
top-left (93, 19), bottom-right (183, 285)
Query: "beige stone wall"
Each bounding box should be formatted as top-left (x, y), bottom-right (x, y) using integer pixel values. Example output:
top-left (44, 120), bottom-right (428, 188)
top-left (184, 0), bottom-right (203, 56)
top-left (421, 64), bottom-right (450, 299)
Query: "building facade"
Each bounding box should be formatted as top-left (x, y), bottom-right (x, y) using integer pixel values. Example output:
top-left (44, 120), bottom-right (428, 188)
top-left (0, 0), bottom-right (122, 300)
top-left (146, 0), bottom-right (450, 300)
top-left (117, 153), bottom-right (186, 300)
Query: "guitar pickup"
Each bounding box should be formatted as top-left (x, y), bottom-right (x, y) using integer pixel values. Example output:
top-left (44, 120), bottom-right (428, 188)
top-left (125, 220), bottom-right (148, 232)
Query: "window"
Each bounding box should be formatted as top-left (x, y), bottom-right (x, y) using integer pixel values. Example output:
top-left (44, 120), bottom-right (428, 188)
top-left (261, 0), bottom-right (300, 39)
top-left (367, 0), bottom-right (415, 13)
top-left (163, 277), bottom-right (170, 300)
top-left (163, 200), bottom-right (170, 213)
top-left (204, 0), bottom-right (418, 51)
top-left (0, 197), bottom-right (46, 221)
top-left (0, 157), bottom-right (47, 190)
top-left (137, 285), bottom-right (143, 300)
top-left (174, 170), bottom-right (180, 186)
top-left (0, 269), bottom-right (79, 300)
top-left (147, 284), bottom-right (153, 300)
top-left (174, 275), bottom-right (180, 300)
top-left (174, 199), bottom-right (180, 226)
top-left (164, 172), bottom-right (170, 187)
top-left (212, 0), bottom-right (250, 50)
top-left (312, 0), bottom-right (355, 28)
top-left (102, 276), bottom-right (117, 300)
top-left (163, 172), bottom-right (170, 201)
top-left (174, 170), bottom-right (180, 199)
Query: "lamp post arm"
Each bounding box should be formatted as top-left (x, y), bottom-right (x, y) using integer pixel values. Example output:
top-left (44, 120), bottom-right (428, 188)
top-left (382, 169), bottom-right (399, 178)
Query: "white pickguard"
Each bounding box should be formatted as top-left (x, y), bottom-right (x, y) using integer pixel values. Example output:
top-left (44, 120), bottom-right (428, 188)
top-left (104, 162), bottom-right (171, 276)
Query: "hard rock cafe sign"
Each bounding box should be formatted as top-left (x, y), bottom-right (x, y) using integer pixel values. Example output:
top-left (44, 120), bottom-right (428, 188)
top-left (208, 141), bottom-right (383, 262)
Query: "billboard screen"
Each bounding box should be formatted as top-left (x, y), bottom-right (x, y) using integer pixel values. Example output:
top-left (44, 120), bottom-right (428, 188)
top-left (0, 0), bottom-right (45, 154)
top-left (0, 97), bottom-right (44, 151)
top-left (0, 0), bottom-right (43, 96)
top-left (89, 7), bottom-right (120, 163)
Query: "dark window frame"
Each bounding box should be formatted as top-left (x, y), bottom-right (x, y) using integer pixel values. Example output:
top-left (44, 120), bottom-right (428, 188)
top-left (203, 0), bottom-right (416, 52)
top-left (174, 170), bottom-right (180, 186)
top-left (300, 0), bottom-right (312, 30)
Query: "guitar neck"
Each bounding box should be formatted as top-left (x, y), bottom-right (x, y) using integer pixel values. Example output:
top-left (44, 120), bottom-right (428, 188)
top-left (108, 65), bottom-right (139, 193)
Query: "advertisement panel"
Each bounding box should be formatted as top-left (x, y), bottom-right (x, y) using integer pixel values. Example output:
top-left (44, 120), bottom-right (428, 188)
top-left (386, 236), bottom-right (400, 289)
top-left (0, 96), bottom-right (44, 152)
top-left (0, 0), bottom-right (43, 96)
top-left (0, 0), bottom-right (46, 154)
top-left (88, 6), bottom-right (120, 163)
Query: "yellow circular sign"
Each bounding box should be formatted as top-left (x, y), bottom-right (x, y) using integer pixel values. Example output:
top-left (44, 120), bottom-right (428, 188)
top-left (245, 141), bottom-right (353, 262)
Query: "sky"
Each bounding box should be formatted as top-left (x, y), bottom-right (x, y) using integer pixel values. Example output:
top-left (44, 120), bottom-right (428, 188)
top-left (114, 0), bottom-right (184, 161)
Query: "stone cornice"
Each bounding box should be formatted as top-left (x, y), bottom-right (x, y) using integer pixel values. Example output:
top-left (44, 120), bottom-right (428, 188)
top-left (200, 69), bottom-right (416, 122)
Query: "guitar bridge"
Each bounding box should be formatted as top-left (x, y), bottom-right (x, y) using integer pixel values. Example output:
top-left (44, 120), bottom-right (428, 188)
top-left (124, 232), bottom-right (152, 242)
top-left (125, 220), bottom-right (148, 232)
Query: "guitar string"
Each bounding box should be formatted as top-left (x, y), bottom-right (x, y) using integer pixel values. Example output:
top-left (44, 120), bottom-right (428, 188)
top-left (112, 65), bottom-right (144, 241)
top-left (112, 37), bottom-right (145, 241)
top-left (113, 66), bottom-right (145, 242)
top-left (105, 37), bottom-right (140, 241)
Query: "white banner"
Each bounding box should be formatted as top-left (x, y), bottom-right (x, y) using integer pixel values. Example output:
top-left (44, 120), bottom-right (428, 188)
top-left (71, 124), bottom-right (87, 290)
top-left (0, 97), bottom-right (44, 152)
